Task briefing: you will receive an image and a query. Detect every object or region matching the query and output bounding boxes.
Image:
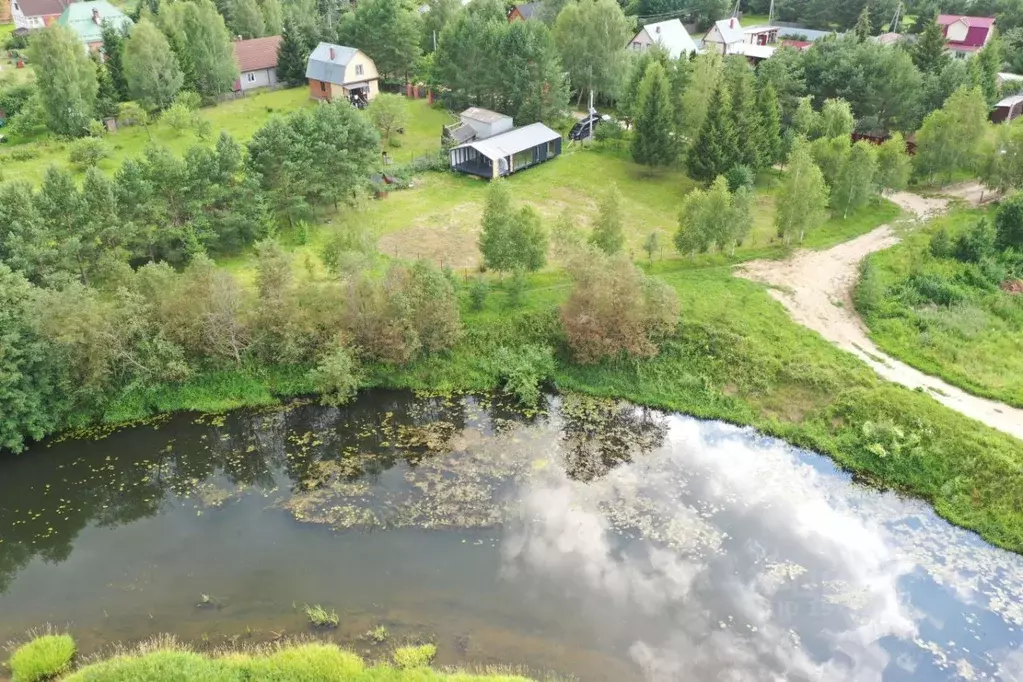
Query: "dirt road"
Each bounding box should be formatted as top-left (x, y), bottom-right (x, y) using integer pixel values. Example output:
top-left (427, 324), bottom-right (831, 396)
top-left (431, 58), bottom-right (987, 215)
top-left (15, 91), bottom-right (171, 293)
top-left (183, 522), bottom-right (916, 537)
top-left (737, 188), bottom-right (1023, 442)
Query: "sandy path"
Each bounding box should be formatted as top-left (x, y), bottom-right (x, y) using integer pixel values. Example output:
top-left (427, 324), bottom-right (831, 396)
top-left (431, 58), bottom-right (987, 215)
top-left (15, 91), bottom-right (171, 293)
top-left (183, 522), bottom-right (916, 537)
top-left (737, 188), bottom-right (1023, 442)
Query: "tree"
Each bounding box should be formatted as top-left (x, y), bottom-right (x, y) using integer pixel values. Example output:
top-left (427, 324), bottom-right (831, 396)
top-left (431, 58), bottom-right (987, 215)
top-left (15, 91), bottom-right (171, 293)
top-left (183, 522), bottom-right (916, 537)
top-left (310, 344), bottom-right (361, 406)
top-left (817, 97), bottom-right (854, 139)
top-left (276, 20), bottom-right (312, 86)
top-left (678, 53), bottom-right (723, 147)
top-left (27, 25), bottom-right (98, 136)
top-left (642, 231), bottom-right (659, 261)
top-left (995, 192), bottom-right (1023, 251)
top-left (758, 81), bottom-right (783, 167)
top-left (230, 0), bottom-right (266, 38)
top-left (970, 38), bottom-right (1002, 105)
top-left (687, 82), bottom-right (737, 183)
top-left (367, 93), bottom-right (408, 140)
top-left (0, 265), bottom-right (63, 453)
top-left (619, 47), bottom-right (665, 127)
top-left (914, 86), bottom-right (989, 185)
top-left (478, 182), bottom-right (548, 273)
top-left (508, 206), bottom-right (549, 273)
top-left (776, 140), bottom-right (830, 244)
top-left (725, 56), bottom-right (764, 170)
top-left (589, 184), bottom-right (625, 255)
top-left (675, 185), bottom-right (712, 258)
top-left (810, 134), bottom-right (849, 190)
top-left (181, 0), bottom-right (239, 100)
top-left (833, 140), bottom-right (878, 218)
top-left (123, 18), bottom-right (183, 110)
top-left (337, 0), bottom-right (422, 82)
top-left (980, 119), bottom-right (1023, 193)
top-left (0, 181), bottom-right (55, 283)
top-left (100, 21), bottom-right (129, 102)
top-left (561, 250), bottom-right (680, 363)
top-left (631, 61), bottom-right (675, 166)
top-left (675, 176), bottom-right (753, 257)
top-left (912, 18), bottom-right (950, 74)
top-left (875, 132), bottom-right (911, 193)
top-left (499, 19), bottom-right (569, 125)
top-left (261, 0), bottom-right (284, 35)
top-left (792, 96), bottom-right (819, 138)
top-left (421, 0), bottom-right (462, 52)
top-left (553, 0), bottom-right (632, 104)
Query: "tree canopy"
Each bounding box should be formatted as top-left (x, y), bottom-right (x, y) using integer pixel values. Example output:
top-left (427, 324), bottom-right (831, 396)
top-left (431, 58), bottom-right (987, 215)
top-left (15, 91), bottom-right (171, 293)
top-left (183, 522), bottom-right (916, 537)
top-left (27, 25), bottom-right (98, 136)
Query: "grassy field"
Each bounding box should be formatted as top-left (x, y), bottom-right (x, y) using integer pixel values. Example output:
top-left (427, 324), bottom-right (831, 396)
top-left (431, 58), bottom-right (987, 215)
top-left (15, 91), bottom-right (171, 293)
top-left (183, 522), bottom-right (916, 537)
top-left (0, 89), bottom-right (448, 184)
top-left (857, 207), bottom-right (1023, 408)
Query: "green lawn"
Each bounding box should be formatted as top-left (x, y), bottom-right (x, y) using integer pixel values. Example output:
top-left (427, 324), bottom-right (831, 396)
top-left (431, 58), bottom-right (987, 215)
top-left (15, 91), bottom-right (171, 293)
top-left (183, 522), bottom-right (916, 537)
top-left (857, 207), bottom-right (1023, 408)
top-left (0, 90), bottom-right (446, 184)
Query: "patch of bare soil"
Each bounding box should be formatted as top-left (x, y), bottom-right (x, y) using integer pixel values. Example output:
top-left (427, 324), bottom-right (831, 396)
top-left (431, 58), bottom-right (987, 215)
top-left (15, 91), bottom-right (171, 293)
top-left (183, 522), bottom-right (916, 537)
top-left (377, 203), bottom-right (482, 270)
top-left (736, 190), bottom-right (1023, 442)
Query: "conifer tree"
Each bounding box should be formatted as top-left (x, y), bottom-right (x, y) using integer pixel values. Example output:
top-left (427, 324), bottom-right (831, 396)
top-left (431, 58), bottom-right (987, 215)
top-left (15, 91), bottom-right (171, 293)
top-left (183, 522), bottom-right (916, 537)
top-left (100, 22), bottom-right (129, 102)
top-left (261, 0), bottom-right (284, 35)
top-left (181, 0), bottom-right (239, 99)
top-left (631, 61), bottom-right (675, 167)
top-left (758, 81), bottom-right (783, 168)
top-left (912, 18), bottom-right (950, 74)
top-left (276, 20), bottom-right (311, 86)
top-left (230, 0), bottom-right (266, 38)
top-left (854, 5), bottom-right (872, 41)
top-left (687, 82), bottom-right (737, 183)
top-left (726, 58), bottom-right (763, 170)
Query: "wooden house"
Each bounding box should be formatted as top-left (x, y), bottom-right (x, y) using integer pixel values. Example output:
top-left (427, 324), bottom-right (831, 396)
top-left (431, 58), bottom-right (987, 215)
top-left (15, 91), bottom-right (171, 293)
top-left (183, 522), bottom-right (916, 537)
top-left (306, 42), bottom-right (379, 106)
top-left (507, 2), bottom-right (537, 21)
top-left (991, 95), bottom-right (1023, 124)
top-left (449, 122), bottom-right (561, 179)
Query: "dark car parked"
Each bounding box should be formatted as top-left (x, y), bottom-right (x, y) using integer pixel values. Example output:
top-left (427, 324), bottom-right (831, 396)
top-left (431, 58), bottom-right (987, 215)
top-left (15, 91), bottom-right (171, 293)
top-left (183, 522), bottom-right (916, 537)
top-left (569, 113), bottom-right (603, 141)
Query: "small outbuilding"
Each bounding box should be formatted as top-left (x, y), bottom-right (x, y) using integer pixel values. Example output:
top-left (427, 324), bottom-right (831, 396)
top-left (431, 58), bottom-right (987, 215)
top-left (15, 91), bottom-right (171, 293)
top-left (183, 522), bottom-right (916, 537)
top-left (449, 122), bottom-right (561, 179)
top-left (306, 42), bottom-right (379, 106)
top-left (233, 35), bottom-right (282, 92)
top-left (991, 95), bottom-right (1023, 124)
top-left (458, 107), bottom-right (514, 139)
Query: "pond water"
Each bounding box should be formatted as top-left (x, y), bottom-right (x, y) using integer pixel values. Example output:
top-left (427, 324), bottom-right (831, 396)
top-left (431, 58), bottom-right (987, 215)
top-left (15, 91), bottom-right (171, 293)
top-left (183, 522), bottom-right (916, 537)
top-left (0, 391), bottom-right (1021, 681)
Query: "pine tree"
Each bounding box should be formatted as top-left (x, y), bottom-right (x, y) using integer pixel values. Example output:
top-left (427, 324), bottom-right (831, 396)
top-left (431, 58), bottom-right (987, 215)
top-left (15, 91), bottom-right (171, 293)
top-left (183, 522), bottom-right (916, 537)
top-left (100, 22), bottom-right (129, 102)
top-left (589, 184), bottom-right (625, 255)
top-left (277, 20), bottom-right (311, 86)
top-left (687, 82), bottom-right (737, 183)
top-left (970, 38), bottom-right (1001, 105)
top-left (912, 18), bottom-right (950, 74)
top-left (631, 61), bottom-right (675, 167)
top-left (853, 5), bottom-right (872, 41)
top-left (758, 82), bottom-right (783, 168)
top-left (727, 58), bottom-right (763, 170)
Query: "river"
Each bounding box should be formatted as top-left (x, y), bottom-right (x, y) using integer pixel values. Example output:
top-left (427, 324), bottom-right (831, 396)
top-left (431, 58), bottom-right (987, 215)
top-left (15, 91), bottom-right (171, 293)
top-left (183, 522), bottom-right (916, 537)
top-left (0, 391), bottom-right (1020, 681)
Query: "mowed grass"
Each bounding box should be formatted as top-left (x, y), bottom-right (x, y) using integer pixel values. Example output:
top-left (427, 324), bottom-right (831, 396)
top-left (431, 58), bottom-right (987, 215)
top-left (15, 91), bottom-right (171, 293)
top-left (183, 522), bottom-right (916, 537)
top-left (0, 90), bottom-right (445, 184)
top-left (858, 207), bottom-right (1023, 408)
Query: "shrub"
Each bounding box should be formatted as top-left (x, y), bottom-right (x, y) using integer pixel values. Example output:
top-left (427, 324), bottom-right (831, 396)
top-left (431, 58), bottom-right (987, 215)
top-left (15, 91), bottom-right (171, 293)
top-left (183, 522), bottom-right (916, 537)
top-left (161, 102), bottom-right (197, 135)
top-left (953, 218), bottom-right (997, 263)
top-left (10, 634), bottom-right (76, 682)
top-left (490, 344), bottom-right (556, 406)
top-left (561, 249), bottom-right (681, 364)
top-left (9, 147), bottom-right (38, 161)
top-left (392, 644), bottom-right (436, 669)
top-left (995, 192), bottom-right (1023, 251)
top-left (173, 90), bottom-right (202, 111)
top-left (468, 277), bottom-right (489, 311)
top-left (309, 344), bottom-right (361, 406)
top-left (505, 270), bottom-right (527, 308)
top-left (907, 271), bottom-right (966, 306)
top-left (725, 164), bottom-right (756, 192)
top-left (67, 137), bottom-right (110, 169)
top-left (388, 136), bottom-right (403, 148)
top-left (303, 604), bottom-right (339, 628)
top-left (929, 226), bottom-right (953, 259)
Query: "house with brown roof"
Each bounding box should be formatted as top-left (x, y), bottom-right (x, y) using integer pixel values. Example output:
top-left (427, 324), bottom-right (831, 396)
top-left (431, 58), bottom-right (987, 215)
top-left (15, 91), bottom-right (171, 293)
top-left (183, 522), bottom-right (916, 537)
top-left (937, 14), bottom-right (996, 58)
top-left (12, 0), bottom-right (72, 30)
top-left (232, 35), bottom-right (283, 92)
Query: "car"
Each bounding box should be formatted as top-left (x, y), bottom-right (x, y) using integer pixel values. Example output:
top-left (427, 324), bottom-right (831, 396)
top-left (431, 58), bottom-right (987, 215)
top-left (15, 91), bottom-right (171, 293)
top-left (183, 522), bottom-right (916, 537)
top-left (568, 112), bottom-right (607, 141)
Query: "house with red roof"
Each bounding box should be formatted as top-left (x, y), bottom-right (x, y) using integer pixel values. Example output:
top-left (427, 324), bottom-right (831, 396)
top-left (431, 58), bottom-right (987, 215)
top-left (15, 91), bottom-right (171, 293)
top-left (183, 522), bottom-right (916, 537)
top-left (937, 14), bottom-right (996, 58)
top-left (232, 35), bottom-right (283, 92)
top-left (11, 0), bottom-right (72, 30)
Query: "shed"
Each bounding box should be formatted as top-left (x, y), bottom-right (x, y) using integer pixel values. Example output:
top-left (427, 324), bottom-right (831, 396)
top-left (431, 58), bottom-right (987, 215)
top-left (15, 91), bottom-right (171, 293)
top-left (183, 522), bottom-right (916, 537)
top-left (306, 42), bottom-right (379, 105)
top-left (449, 122), bottom-right (561, 179)
top-left (459, 107), bottom-right (514, 139)
top-left (628, 19), bottom-right (698, 59)
top-left (991, 95), bottom-right (1023, 124)
top-left (233, 35), bottom-right (282, 92)
top-left (56, 0), bottom-right (132, 52)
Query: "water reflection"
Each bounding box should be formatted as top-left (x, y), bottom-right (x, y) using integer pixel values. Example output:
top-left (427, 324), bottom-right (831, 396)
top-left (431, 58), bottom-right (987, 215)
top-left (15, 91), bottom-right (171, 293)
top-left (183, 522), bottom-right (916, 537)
top-left (0, 392), bottom-right (1020, 681)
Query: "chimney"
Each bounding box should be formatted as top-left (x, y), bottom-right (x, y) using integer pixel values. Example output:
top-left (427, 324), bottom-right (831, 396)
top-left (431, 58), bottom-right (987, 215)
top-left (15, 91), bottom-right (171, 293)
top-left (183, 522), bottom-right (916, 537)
top-left (729, 17), bottom-right (735, 28)
top-left (91, 6), bottom-right (99, 23)
top-left (329, 46), bottom-right (336, 60)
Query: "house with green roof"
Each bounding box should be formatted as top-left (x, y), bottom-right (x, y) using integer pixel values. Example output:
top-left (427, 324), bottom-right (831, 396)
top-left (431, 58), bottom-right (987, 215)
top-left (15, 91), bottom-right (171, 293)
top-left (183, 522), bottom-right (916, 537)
top-left (56, 0), bottom-right (132, 52)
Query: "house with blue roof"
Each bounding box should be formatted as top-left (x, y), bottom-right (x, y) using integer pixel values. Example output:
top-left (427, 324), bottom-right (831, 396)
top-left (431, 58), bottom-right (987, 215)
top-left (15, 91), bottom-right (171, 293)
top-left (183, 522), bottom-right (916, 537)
top-left (306, 42), bottom-right (379, 107)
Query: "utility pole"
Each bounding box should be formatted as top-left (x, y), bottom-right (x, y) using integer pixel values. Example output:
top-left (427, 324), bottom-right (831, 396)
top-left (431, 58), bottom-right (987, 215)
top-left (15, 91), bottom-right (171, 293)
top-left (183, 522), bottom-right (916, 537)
top-left (768, 0), bottom-right (774, 25)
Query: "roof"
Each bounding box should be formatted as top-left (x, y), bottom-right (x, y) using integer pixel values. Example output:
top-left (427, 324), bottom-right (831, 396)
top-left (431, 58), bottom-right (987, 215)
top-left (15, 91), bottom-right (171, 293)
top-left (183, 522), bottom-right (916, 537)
top-left (999, 72), bottom-right (1023, 82)
top-left (708, 18), bottom-right (743, 44)
top-left (305, 42), bottom-right (361, 84)
top-left (444, 122), bottom-right (477, 144)
top-left (734, 42), bottom-right (776, 59)
top-left (511, 2), bottom-right (537, 18)
top-left (460, 107), bottom-right (511, 124)
top-left (14, 0), bottom-right (66, 19)
top-left (453, 122), bottom-right (560, 160)
top-left (233, 35), bottom-right (282, 72)
top-left (776, 27), bottom-right (832, 41)
top-left (937, 14), bottom-right (995, 48)
top-left (56, 0), bottom-right (131, 43)
top-left (781, 39), bottom-right (812, 50)
top-left (995, 95), bottom-right (1023, 108)
top-left (636, 19), bottom-right (698, 59)
top-left (743, 24), bottom-right (777, 34)
top-left (874, 32), bottom-right (903, 45)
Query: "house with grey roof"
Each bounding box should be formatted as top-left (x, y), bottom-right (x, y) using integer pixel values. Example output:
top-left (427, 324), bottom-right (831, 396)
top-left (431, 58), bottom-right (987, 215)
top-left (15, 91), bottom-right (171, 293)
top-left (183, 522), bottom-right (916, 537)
top-left (508, 2), bottom-right (537, 21)
top-left (629, 19), bottom-right (698, 59)
top-left (703, 17), bottom-right (744, 55)
top-left (449, 122), bottom-right (561, 179)
top-left (306, 42), bottom-right (379, 106)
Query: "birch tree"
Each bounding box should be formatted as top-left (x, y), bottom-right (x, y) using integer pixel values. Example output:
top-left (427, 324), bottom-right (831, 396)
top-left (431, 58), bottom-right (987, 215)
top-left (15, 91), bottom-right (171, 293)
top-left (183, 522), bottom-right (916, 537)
top-left (776, 141), bottom-right (830, 244)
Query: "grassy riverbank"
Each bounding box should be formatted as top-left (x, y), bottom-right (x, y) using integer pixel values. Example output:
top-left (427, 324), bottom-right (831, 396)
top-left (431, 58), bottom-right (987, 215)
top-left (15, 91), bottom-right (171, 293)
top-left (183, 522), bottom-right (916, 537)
top-left (5, 635), bottom-right (536, 681)
top-left (857, 207), bottom-right (1023, 409)
top-left (93, 258), bottom-right (1023, 554)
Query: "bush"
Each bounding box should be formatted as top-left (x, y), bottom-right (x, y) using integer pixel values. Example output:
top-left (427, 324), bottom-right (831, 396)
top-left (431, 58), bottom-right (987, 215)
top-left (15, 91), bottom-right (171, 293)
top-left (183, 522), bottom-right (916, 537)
top-left (995, 192), bottom-right (1023, 251)
top-left (392, 644), bottom-right (436, 669)
top-left (468, 277), bottom-right (489, 311)
top-left (173, 90), bottom-right (202, 111)
top-left (10, 634), bottom-right (76, 682)
top-left (953, 219), bottom-right (997, 263)
top-left (303, 604), bottom-right (339, 628)
top-left (388, 136), bottom-right (403, 148)
top-left (725, 164), bottom-right (756, 192)
top-left (161, 102), bottom-right (198, 135)
top-left (67, 137), bottom-right (110, 169)
top-left (505, 270), bottom-right (527, 308)
top-left (490, 344), bottom-right (556, 406)
top-left (929, 226), bottom-right (953, 259)
top-left (309, 344), bottom-right (361, 407)
top-left (907, 271), bottom-right (966, 306)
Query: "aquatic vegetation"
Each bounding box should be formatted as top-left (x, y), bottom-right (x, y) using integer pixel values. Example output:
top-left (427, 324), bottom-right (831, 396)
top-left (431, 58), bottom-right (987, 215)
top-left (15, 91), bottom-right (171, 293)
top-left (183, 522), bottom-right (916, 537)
top-left (365, 625), bottom-right (390, 643)
top-left (393, 643), bottom-right (437, 669)
top-left (36, 636), bottom-right (534, 681)
top-left (8, 633), bottom-right (76, 682)
top-left (303, 604), bottom-right (340, 628)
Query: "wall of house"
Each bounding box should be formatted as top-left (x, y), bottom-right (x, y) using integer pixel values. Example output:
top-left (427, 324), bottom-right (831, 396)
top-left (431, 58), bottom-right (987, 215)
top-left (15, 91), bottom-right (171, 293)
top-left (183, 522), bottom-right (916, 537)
top-left (240, 68), bottom-right (278, 92)
top-left (946, 21), bottom-right (968, 42)
top-left (343, 52), bottom-right (379, 87)
top-left (12, 1), bottom-right (53, 29)
top-left (309, 78), bottom-right (336, 100)
top-left (703, 26), bottom-right (730, 54)
top-left (630, 27), bottom-right (654, 50)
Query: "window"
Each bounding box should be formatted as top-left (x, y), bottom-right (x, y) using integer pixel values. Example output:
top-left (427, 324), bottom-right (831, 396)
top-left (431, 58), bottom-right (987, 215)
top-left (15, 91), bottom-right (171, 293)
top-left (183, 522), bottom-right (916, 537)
top-left (547, 141), bottom-right (556, 155)
top-left (355, 64), bottom-right (364, 76)
top-left (247, 72), bottom-right (256, 82)
top-left (320, 81), bottom-right (326, 91)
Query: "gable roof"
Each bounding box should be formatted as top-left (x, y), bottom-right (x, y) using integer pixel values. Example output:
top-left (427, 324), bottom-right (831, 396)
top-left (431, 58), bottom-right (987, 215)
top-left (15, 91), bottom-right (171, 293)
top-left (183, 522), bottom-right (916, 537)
top-left (233, 35), bottom-right (282, 72)
top-left (635, 19), bottom-right (698, 59)
top-left (460, 107), bottom-right (510, 124)
top-left (995, 95), bottom-right (1023, 108)
top-left (56, 0), bottom-right (132, 44)
top-left (453, 122), bottom-right (560, 160)
top-left (14, 0), bottom-right (67, 18)
top-left (776, 26), bottom-right (832, 42)
top-left (709, 17), bottom-right (743, 44)
top-left (511, 2), bottom-right (537, 18)
top-left (937, 14), bottom-right (995, 48)
top-left (305, 42), bottom-right (362, 84)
